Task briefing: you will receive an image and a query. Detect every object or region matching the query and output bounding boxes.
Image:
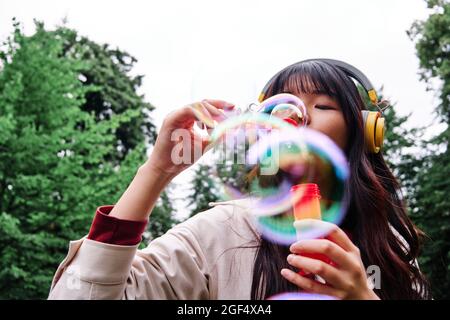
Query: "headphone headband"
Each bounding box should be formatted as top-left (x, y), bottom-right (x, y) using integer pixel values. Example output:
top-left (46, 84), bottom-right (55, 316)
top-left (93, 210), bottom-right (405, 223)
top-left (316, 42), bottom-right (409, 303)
top-left (258, 58), bottom-right (379, 106)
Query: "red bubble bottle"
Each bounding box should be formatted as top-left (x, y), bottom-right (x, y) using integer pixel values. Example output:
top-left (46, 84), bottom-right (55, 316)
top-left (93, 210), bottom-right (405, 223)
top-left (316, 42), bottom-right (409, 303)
top-left (290, 183), bottom-right (334, 276)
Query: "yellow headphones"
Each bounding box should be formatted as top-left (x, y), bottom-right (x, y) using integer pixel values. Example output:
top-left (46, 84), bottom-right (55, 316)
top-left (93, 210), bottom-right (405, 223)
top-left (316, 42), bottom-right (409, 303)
top-left (258, 58), bottom-right (386, 154)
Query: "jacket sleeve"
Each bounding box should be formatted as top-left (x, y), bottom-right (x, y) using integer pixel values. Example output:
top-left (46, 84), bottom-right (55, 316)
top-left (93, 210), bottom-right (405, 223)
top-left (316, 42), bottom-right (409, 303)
top-left (87, 205), bottom-right (148, 246)
top-left (48, 224), bottom-right (210, 300)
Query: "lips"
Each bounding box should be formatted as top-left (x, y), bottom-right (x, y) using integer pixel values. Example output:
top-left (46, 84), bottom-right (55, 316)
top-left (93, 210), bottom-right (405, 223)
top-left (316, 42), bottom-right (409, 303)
top-left (283, 117), bottom-right (299, 127)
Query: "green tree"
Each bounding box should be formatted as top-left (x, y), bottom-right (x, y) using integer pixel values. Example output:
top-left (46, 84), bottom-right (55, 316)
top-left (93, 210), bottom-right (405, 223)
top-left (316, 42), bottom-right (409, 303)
top-left (407, 0), bottom-right (450, 299)
top-left (56, 25), bottom-right (176, 241)
top-left (56, 26), bottom-right (157, 163)
top-left (0, 20), bottom-right (174, 299)
top-left (188, 163), bottom-right (220, 217)
top-left (145, 187), bottom-right (178, 243)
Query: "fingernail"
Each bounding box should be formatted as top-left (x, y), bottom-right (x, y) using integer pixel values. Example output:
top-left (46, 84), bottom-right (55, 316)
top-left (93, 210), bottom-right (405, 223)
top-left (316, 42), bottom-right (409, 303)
top-left (290, 241), bottom-right (304, 251)
top-left (287, 254), bottom-right (295, 262)
top-left (281, 269), bottom-right (290, 278)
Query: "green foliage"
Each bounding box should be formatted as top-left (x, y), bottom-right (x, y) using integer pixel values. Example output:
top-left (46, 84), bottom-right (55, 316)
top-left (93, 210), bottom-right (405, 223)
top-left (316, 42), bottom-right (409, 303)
top-left (408, 0), bottom-right (450, 127)
top-left (187, 163), bottom-right (220, 217)
top-left (407, 0), bottom-right (450, 299)
top-left (144, 189), bottom-right (178, 245)
top-left (55, 27), bottom-right (157, 163)
top-left (0, 20), bottom-right (175, 299)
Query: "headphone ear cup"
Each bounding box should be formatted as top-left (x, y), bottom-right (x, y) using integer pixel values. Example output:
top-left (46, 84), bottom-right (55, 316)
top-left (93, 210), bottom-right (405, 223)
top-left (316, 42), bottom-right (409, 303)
top-left (375, 116), bottom-right (385, 152)
top-left (362, 110), bottom-right (383, 153)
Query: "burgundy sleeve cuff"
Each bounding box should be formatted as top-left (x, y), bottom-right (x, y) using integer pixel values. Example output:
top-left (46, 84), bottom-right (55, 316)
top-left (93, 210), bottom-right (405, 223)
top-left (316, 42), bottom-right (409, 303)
top-left (87, 205), bottom-right (148, 246)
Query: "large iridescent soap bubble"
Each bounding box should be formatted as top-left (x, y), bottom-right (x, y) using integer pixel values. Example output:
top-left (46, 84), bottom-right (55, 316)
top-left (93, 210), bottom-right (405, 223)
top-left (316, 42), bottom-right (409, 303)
top-left (208, 94), bottom-right (349, 245)
top-left (209, 112), bottom-right (305, 212)
top-left (251, 128), bottom-right (349, 244)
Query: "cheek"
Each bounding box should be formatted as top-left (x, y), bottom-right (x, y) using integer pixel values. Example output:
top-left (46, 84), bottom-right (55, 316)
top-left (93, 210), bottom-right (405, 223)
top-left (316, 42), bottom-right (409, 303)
top-left (309, 112), bottom-right (348, 150)
top-left (332, 121), bottom-right (348, 151)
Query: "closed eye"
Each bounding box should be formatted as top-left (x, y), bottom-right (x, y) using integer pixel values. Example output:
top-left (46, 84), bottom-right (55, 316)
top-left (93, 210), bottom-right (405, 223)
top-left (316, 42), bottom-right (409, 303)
top-left (316, 105), bottom-right (336, 110)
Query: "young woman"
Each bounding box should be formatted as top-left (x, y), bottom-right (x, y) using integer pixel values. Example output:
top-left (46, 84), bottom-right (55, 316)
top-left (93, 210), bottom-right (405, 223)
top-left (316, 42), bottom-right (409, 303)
top-left (48, 60), bottom-right (431, 300)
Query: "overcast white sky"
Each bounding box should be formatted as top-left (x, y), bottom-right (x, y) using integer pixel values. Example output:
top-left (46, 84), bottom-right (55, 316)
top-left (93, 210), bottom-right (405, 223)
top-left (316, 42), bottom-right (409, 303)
top-left (0, 0), bottom-right (442, 218)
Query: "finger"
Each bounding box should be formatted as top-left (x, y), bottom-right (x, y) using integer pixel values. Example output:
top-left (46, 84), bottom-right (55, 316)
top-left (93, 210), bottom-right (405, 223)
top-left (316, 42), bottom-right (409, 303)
top-left (293, 219), bottom-right (357, 253)
top-left (290, 239), bottom-right (354, 269)
top-left (324, 224), bottom-right (359, 254)
top-left (189, 102), bottom-right (215, 128)
top-left (168, 107), bottom-right (198, 129)
top-left (280, 268), bottom-right (341, 299)
top-left (202, 100), bottom-right (227, 121)
top-left (287, 254), bottom-right (347, 289)
top-left (203, 99), bottom-right (235, 110)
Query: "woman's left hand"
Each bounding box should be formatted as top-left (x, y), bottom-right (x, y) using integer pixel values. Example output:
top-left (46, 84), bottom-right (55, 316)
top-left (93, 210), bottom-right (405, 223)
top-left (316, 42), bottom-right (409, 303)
top-left (281, 223), bottom-right (380, 300)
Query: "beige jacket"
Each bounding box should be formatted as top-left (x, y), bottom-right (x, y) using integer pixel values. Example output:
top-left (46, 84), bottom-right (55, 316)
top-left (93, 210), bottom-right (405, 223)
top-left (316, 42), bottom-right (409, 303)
top-left (48, 198), bottom-right (421, 300)
top-left (48, 199), bottom-right (261, 300)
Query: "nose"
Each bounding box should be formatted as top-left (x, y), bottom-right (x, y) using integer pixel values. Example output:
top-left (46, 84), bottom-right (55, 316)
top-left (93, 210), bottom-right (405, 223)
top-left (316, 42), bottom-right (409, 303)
top-left (304, 112), bottom-right (311, 127)
top-left (300, 102), bottom-right (312, 127)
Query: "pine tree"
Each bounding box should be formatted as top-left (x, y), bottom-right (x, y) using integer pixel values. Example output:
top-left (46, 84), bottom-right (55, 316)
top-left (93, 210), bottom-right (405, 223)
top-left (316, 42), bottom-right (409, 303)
top-left (187, 163), bottom-right (220, 217)
top-left (54, 26), bottom-right (176, 241)
top-left (143, 189), bottom-right (178, 244)
top-left (55, 26), bottom-right (158, 163)
top-left (0, 20), bottom-right (175, 299)
top-left (407, 0), bottom-right (450, 299)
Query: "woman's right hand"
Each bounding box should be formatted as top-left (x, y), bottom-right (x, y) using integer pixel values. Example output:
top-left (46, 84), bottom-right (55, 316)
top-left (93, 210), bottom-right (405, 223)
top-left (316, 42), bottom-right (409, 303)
top-left (109, 99), bottom-right (234, 221)
top-left (147, 99), bottom-right (235, 177)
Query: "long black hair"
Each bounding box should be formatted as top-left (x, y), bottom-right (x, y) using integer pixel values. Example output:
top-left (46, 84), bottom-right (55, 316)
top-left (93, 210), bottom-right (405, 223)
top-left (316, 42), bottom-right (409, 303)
top-left (250, 60), bottom-right (432, 300)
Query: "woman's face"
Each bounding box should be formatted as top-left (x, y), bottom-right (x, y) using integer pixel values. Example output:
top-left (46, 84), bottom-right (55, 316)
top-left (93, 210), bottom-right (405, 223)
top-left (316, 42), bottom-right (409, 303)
top-left (292, 92), bottom-right (348, 151)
